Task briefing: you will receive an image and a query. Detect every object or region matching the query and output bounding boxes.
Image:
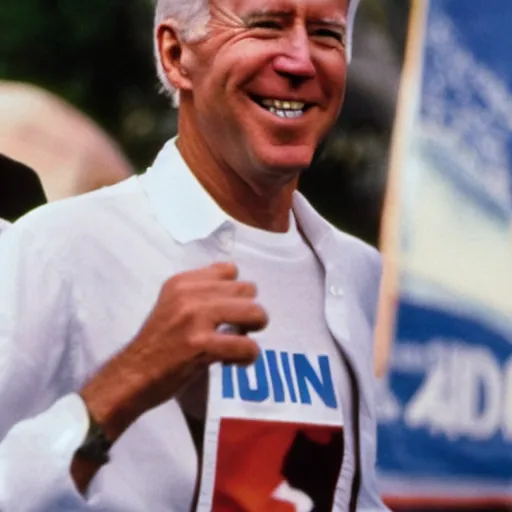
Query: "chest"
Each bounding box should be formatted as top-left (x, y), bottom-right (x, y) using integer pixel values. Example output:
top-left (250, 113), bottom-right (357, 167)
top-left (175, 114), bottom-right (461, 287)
top-left (70, 237), bottom-right (369, 511)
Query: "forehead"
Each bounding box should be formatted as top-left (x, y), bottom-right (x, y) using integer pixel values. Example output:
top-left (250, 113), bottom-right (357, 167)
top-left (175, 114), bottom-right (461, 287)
top-left (226, 0), bottom-right (349, 20)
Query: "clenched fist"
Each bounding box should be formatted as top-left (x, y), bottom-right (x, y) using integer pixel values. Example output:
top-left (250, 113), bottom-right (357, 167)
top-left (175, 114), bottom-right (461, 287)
top-left (121, 261), bottom-right (267, 410)
top-left (73, 262), bottom-right (267, 491)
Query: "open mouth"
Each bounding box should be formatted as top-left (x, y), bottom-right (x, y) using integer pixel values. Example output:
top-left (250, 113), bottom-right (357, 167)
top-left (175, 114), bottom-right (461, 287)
top-left (250, 95), bottom-right (312, 119)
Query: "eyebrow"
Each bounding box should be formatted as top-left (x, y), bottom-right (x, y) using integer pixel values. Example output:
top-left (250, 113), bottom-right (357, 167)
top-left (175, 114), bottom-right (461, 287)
top-left (242, 9), bottom-right (346, 30)
top-left (309, 18), bottom-right (347, 33)
top-left (242, 9), bottom-right (295, 22)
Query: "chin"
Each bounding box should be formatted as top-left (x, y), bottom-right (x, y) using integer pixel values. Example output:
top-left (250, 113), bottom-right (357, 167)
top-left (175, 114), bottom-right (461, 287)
top-left (250, 141), bottom-right (316, 175)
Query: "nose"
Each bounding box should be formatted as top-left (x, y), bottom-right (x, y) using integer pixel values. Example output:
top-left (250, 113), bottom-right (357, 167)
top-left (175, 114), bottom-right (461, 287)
top-left (273, 28), bottom-right (316, 81)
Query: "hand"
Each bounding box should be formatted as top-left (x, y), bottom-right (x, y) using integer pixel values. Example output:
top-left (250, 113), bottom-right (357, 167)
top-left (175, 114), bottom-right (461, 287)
top-left (80, 262), bottom-right (267, 443)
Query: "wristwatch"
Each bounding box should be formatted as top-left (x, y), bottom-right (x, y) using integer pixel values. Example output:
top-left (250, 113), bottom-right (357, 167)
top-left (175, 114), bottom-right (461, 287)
top-left (76, 410), bottom-right (113, 465)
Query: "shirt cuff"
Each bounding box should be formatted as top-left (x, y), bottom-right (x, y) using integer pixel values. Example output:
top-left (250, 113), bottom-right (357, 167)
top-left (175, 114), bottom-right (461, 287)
top-left (0, 393), bottom-right (93, 511)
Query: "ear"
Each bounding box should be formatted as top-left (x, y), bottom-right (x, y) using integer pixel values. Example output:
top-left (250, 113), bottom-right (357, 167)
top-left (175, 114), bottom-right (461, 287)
top-left (157, 22), bottom-right (193, 94)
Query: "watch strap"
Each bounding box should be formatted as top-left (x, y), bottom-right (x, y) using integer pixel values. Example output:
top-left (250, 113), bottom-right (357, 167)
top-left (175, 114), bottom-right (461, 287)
top-left (76, 410), bottom-right (113, 465)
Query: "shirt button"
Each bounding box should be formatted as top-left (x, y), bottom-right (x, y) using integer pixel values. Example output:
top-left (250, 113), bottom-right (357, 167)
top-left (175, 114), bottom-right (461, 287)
top-left (218, 230), bottom-right (234, 251)
top-left (329, 284), bottom-right (344, 297)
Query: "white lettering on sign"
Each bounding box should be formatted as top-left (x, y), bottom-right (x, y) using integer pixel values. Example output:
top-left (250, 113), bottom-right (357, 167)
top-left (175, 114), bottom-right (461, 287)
top-left (403, 342), bottom-right (511, 441)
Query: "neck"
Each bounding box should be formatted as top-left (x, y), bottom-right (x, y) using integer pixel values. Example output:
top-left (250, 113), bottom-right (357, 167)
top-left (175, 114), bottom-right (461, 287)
top-left (176, 112), bottom-right (298, 233)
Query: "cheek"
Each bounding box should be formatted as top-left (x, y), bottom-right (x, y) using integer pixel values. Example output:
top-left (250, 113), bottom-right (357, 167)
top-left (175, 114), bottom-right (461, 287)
top-left (318, 53), bottom-right (347, 97)
top-left (192, 56), bottom-right (246, 102)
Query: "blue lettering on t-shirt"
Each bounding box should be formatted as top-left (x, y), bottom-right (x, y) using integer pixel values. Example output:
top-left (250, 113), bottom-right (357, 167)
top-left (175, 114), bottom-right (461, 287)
top-left (222, 350), bottom-right (337, 408)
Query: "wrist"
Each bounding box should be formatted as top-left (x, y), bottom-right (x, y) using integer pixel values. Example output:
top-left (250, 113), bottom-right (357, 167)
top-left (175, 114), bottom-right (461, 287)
top-left (75, 407), bottom-right (113, 465)
top-left (79, 365), bottom-right (147, 443)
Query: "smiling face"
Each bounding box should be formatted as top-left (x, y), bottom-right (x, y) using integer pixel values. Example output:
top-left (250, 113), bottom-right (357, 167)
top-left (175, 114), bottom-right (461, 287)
top-left (161, 0), bottom-right (349, 191)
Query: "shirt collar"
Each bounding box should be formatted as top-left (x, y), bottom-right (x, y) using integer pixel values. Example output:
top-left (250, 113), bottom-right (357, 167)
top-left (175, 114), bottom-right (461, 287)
top-left (138, 137), bottom-right (230, 244)
top-left (139, 137), bottom-right (334, 248)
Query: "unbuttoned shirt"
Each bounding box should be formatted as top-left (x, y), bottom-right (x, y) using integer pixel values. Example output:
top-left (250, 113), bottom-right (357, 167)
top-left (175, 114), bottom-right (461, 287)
top-left (0, 138), bottom-right (386, 512)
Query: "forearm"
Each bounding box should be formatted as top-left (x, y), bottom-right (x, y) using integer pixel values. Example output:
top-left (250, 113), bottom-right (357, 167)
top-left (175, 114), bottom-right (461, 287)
top-left (72, 360), bottom-right (143, 492)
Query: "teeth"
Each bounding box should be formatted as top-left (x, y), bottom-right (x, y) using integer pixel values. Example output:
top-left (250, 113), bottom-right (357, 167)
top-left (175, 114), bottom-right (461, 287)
top-left (260, 98), bottom-right (305, 111)
top-left (273, 109), bottom-right (303, 119)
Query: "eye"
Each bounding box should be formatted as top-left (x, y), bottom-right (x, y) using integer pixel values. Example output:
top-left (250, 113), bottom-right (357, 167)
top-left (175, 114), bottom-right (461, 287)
top-left (249, 19), bottom-right (283, 30)
top-left (312, 29), bottom-right (346, 45)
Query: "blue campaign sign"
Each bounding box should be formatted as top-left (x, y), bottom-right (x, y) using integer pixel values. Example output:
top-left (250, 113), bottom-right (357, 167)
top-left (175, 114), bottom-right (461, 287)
top-left (419, 0), bottom-right (512, 219)
top-left (376, 0), bottom-right (512, 504)
top-left (377, 299), bottom-right (512, 485)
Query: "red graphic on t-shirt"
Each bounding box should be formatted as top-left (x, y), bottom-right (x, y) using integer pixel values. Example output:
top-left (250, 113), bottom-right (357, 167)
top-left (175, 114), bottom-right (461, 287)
top-left (211, 419), bottom-right (344, 512)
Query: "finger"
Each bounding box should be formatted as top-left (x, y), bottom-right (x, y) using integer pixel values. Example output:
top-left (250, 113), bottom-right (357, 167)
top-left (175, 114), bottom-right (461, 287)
top-left (163, 263), bottom-right (240, 296)
top-left (211, 299), bottom-right (269, 332)
top-left (162, 280), bottom-right (257, 304)
top-left (167, 262), bottom-right (238, 283)
top-left (191, 280), bottom-right (258, 299)
top-left (207, 333), bottom-right (260, 366)
top-left (208, 262), bottom-right (239, 280)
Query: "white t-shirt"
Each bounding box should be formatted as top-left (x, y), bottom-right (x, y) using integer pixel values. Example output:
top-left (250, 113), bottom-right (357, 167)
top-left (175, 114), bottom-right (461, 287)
top-left (186, 213), bottom-right (354, 511)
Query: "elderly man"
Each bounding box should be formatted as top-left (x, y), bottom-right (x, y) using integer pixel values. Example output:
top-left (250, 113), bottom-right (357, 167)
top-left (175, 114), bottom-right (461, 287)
top-left (0, 0), bottom-right (386, 511)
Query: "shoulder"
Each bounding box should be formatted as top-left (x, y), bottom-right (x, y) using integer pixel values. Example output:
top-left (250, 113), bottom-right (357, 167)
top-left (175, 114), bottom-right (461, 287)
top-left (331, 227), bottom-right (382, 277)
top-left (0, 176), bottom-right (148, 266)
top-left (293, 191), bottom-right (381, 276)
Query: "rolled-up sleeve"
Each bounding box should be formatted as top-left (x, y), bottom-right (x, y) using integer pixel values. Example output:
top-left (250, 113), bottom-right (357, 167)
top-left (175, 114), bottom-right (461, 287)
top-left (0, 213), bottom-right (95, 511)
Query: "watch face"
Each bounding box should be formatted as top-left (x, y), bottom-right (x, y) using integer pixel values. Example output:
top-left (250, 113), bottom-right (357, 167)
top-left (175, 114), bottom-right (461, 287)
top-left (77, 416), bottom-right (112, 464)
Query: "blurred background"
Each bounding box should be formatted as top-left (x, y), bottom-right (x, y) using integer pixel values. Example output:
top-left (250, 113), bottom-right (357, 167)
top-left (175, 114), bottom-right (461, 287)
top-left (0, 0), bottom-right (409, 244)
top-left (1, 0), bottom-right (511, 511)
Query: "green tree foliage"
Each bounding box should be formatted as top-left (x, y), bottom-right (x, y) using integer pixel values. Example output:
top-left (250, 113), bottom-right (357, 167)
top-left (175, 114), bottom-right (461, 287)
top-left (0, 0), bottom-right (173, 169)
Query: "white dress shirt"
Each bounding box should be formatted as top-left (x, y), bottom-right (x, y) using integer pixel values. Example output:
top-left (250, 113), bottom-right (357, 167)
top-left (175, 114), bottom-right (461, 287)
top-left (0, 138), bottom-right (386, 511)
top-left (0, 218), bottom-right (9, 233)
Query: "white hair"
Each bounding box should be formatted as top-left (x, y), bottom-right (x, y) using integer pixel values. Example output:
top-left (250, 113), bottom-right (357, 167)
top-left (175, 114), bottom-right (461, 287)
top-left (153, 0), bottom-right (360, 107)
top-left (154, 0), bottom-right (210, 107)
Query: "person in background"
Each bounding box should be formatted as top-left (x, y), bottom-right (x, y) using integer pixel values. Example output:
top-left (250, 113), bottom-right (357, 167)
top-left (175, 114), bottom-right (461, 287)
top-left (0, 0), bottom-right (387, 511)
top-left (0, 81), bottom-right (133, 202)
top-left (0, 154), bottom-right (47, 222)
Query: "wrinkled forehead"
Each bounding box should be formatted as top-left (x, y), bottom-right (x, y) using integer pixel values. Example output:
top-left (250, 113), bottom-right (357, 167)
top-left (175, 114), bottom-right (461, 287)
top-left (215, 0), bottom-right (359, 58)
top-left (224, 0), bottom-right (350, 19)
